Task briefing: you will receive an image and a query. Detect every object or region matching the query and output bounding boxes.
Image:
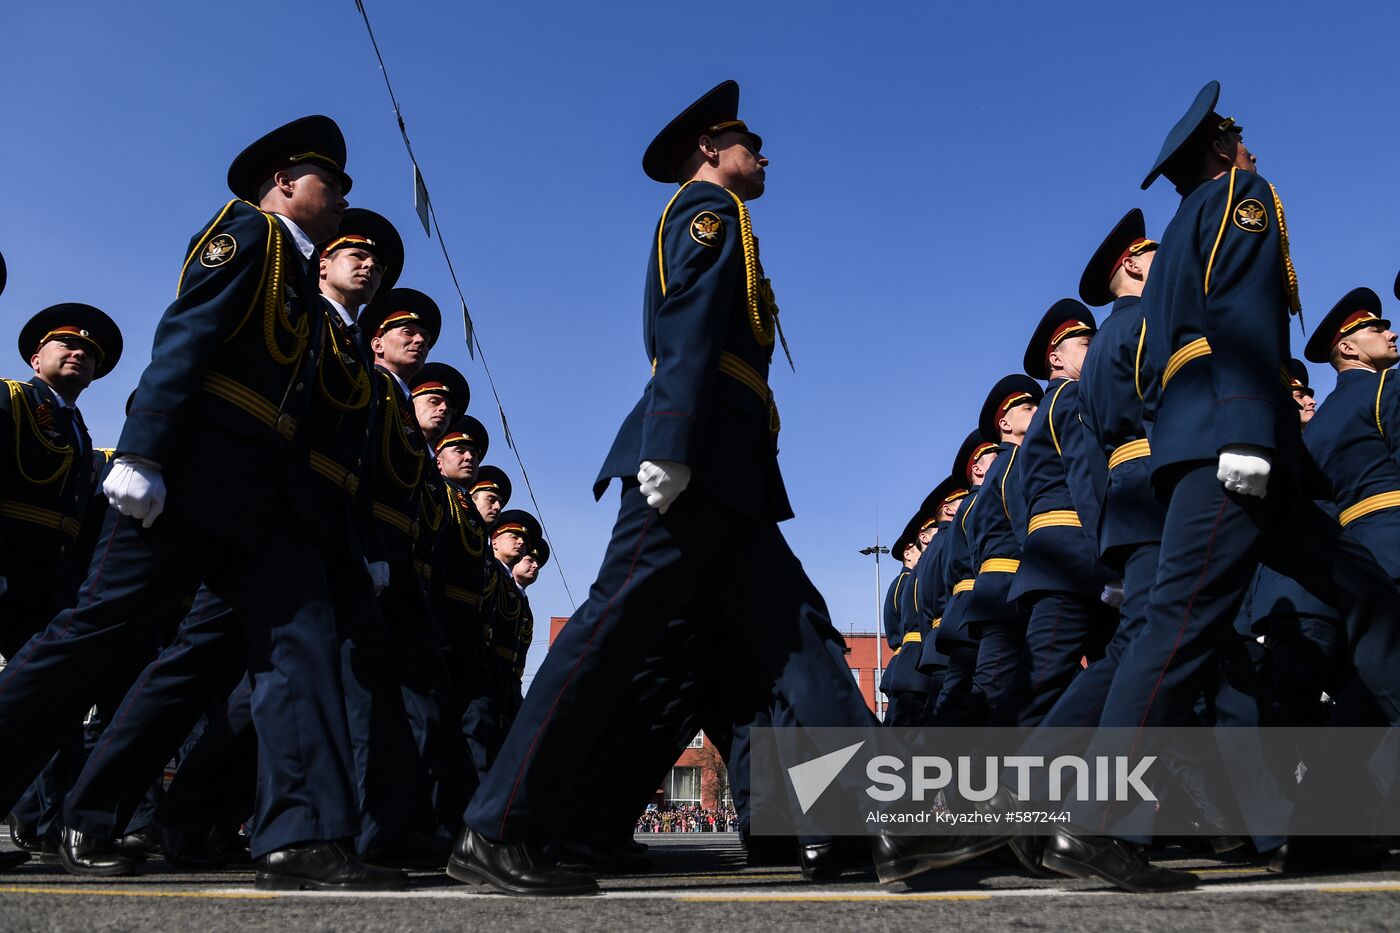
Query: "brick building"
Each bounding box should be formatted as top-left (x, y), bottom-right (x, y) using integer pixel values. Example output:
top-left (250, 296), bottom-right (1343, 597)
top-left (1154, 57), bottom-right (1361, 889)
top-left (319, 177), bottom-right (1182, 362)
top-left (547, 618), bottom-right (885, 811)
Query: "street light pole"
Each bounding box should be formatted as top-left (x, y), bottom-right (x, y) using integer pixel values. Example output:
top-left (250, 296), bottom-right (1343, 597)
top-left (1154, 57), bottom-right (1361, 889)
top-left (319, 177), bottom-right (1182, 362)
top-left (858, 540), bottom-right (890, 720)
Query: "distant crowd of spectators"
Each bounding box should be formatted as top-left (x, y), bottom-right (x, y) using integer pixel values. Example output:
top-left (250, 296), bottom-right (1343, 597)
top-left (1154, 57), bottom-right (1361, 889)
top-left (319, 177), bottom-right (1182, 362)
top-left (635, 804), bottom-right (738, 833)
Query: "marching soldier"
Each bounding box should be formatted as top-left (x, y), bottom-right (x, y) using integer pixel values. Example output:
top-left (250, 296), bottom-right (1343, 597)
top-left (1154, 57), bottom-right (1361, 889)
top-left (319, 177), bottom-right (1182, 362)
top-left (0, 116), bottom-right (406, 890)
top-left (909, 476), bottom-right (966, 722)
top-left (924, 431), bottom-right (997, 722)
top-left (459, 462), bottom-right (512, 775)
top-left (1053, 81), bottom-right (1400, 892)
top-left (394, 358), bottom-right (473, 834)
top-left (58, 210), bottom-right (448, 875)
top-left (1302, 289), bottom-right (1400, 584)
top-left (0, 302), bottom-right (122, 869)
top-left (1241, 356), bottom-right (1343, 728)
top-left (1012, 299), bottom-right (1116, 725)
top-left (961, 375), bottom-right (1041, 725)
top-left (1095, 81), bottom-right (1400, 729)
top-left (452, 80), bottom-right (1002, 896)
top-left (433, 416), bottom-right (493, 706)
top-left (878, 515), bottom-right (925, 726)
top-left (1051, 207), bottom-right (1161, 728)
top-left (360, 287), bottom-right (440, 599)
top-left (0, 304), bottom-right (121, 656)
top-left (486, 509), bottom-right (542, 709)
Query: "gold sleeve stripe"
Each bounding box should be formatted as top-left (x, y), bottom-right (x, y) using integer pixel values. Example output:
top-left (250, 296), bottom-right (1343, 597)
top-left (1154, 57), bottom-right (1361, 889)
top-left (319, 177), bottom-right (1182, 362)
top-left (978, 558), bottom-right (1021, 574)
top-left (1108, 438), bottom-right (1151, 470)
top-left (0, 500), bottom-right (82, 538)
top-left (1162, 337), bottom-right (1212, 388)
top-left (1340, 490), bottom-right (1400, 527)
top-left (1028, 510), bottom-right (1082, 534)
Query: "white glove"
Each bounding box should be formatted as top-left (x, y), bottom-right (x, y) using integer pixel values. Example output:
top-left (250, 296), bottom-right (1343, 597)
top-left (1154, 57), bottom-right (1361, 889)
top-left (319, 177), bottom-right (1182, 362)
top-left (0, 576), bottom-right (8, 598)
top-left (365, 559), bottom-right (390, 596)
top-left (1217, 444), bottom-right (1272, 499)
top-left (638, 460), bottom-right (691, 515)
top-left (102, 455), bottom-right (167, 528)
top-left (1100, 581), bottom-right (1125, 608)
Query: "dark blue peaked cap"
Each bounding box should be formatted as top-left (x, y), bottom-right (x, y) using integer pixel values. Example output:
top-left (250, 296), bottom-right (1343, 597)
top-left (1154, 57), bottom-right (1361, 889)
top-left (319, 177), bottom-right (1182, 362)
top-left (979, 374), bottom-right (1044, 443)
top-left (1286, 358), bottom-right (1313, 397)
top-left (891, 513), bottom-right (923, 561)
top-left (1023, 298), bottom-right (1097, 381)
top-left (1142, 80), bottom-right (1237, 190)
top-left (919, 475), bottom-right (968, 527)
top-left (952, 428), bottom-right (998, 486)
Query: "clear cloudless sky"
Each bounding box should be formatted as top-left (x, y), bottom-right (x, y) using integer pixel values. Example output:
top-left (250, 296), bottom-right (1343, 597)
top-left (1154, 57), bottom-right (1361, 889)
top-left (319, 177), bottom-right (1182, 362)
top-left (3, 2), bottom-right (1398, 689)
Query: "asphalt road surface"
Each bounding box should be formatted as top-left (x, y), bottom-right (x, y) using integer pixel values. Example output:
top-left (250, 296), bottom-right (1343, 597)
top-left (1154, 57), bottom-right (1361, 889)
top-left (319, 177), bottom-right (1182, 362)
top-left (2, 834), bottom-right (1398, 932)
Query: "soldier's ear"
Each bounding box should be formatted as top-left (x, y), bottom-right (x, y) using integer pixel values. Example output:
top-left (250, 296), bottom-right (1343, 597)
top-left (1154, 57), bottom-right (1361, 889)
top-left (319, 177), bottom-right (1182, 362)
top-left (1208, 133), bottom-right (1237, 166)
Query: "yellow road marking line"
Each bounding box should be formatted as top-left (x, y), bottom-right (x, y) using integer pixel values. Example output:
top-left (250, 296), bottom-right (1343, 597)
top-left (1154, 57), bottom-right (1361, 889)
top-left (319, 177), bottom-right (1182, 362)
top-left (681, 893), bottom-right (992, 903)
top-left (1190, 867), bottom-right (1272, 875)
top-left (644, 872), bottom-right (805, 882)
top-left (1318, 884), bottom-right (1400, 894)
top-left (0, 886), bottom-right (276, 900)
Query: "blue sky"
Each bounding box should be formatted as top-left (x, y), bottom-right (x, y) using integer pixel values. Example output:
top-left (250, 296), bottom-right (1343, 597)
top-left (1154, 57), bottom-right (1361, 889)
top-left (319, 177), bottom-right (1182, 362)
top-left (3, 2), bottom-right (1397, 687)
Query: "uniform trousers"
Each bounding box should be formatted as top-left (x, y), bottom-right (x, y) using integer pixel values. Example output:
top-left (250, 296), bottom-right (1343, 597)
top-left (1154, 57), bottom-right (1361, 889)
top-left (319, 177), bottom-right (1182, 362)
top-left (0, 507), bottom-right (359, 858)
top-left (1040, 543), bottom-right (1159, 728)
top-left (63, 547), bottom-right (433, 853)
top-left (1, 559), bottom-right (94, 835)
top-left (155, 676), bottom-right (257, 837)
top-left (379, 568), bottom-right (470, 834)
top-left (917, 671), bottom-right (946, 726)
top-left (1020, 593), bottom-right (1114, 727)
top-left (885, 691), bottom-right (928, 727)
top-left (968, 620), bottom-right (1028, 726)
top-left (464, 483), bottom-right (876, 845)
top-left (1100, 464), bottom-right (1400, 728)
top-left (931, 646), bottom-right (978, 725)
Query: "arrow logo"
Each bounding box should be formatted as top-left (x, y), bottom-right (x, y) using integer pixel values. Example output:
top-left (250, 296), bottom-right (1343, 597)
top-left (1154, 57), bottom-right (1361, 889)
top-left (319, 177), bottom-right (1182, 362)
top-left (787, 741), bottom-right (865, 814)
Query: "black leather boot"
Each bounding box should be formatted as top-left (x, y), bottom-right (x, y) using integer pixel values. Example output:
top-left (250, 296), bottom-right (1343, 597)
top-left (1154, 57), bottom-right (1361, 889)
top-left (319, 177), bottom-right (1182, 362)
top-left (254, 840), bottom-right (409, 891)
top-left (1040, 828), bottom-right (1198, 892)
top-left (6, 814), bottom-right (40, 853)
top-left (800, 837), bottom-right (873, 881)
top-left (58, 828), bottom-right (141, 877)
top-left (872, 830), bottom-right (1013, 884)
top-left (446, 827), bottom-right (599, 896)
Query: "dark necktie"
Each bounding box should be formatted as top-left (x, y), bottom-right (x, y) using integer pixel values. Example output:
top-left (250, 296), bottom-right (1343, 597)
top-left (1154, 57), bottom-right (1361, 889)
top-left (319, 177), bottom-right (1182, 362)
top-left (54, 405), bottom-right (84, 457)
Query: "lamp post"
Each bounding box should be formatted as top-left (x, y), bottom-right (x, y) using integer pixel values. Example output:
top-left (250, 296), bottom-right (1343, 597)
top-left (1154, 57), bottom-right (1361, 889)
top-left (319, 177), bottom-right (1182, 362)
top-left (858, 541), bottom-right (889, 720)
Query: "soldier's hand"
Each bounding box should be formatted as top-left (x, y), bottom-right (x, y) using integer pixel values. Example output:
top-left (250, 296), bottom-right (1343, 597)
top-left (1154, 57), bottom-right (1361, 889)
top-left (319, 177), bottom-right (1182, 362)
top-left (103, 456), bottom-right (167, 528)
top-left (1217, 445), bottom-right (1272, 498)
top-left (365, 559), bottom-right (390, 595)
top-left (1100, 581), bottom-right (1125, 608)
top-left (638, 460), bottom-right (691, 515)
